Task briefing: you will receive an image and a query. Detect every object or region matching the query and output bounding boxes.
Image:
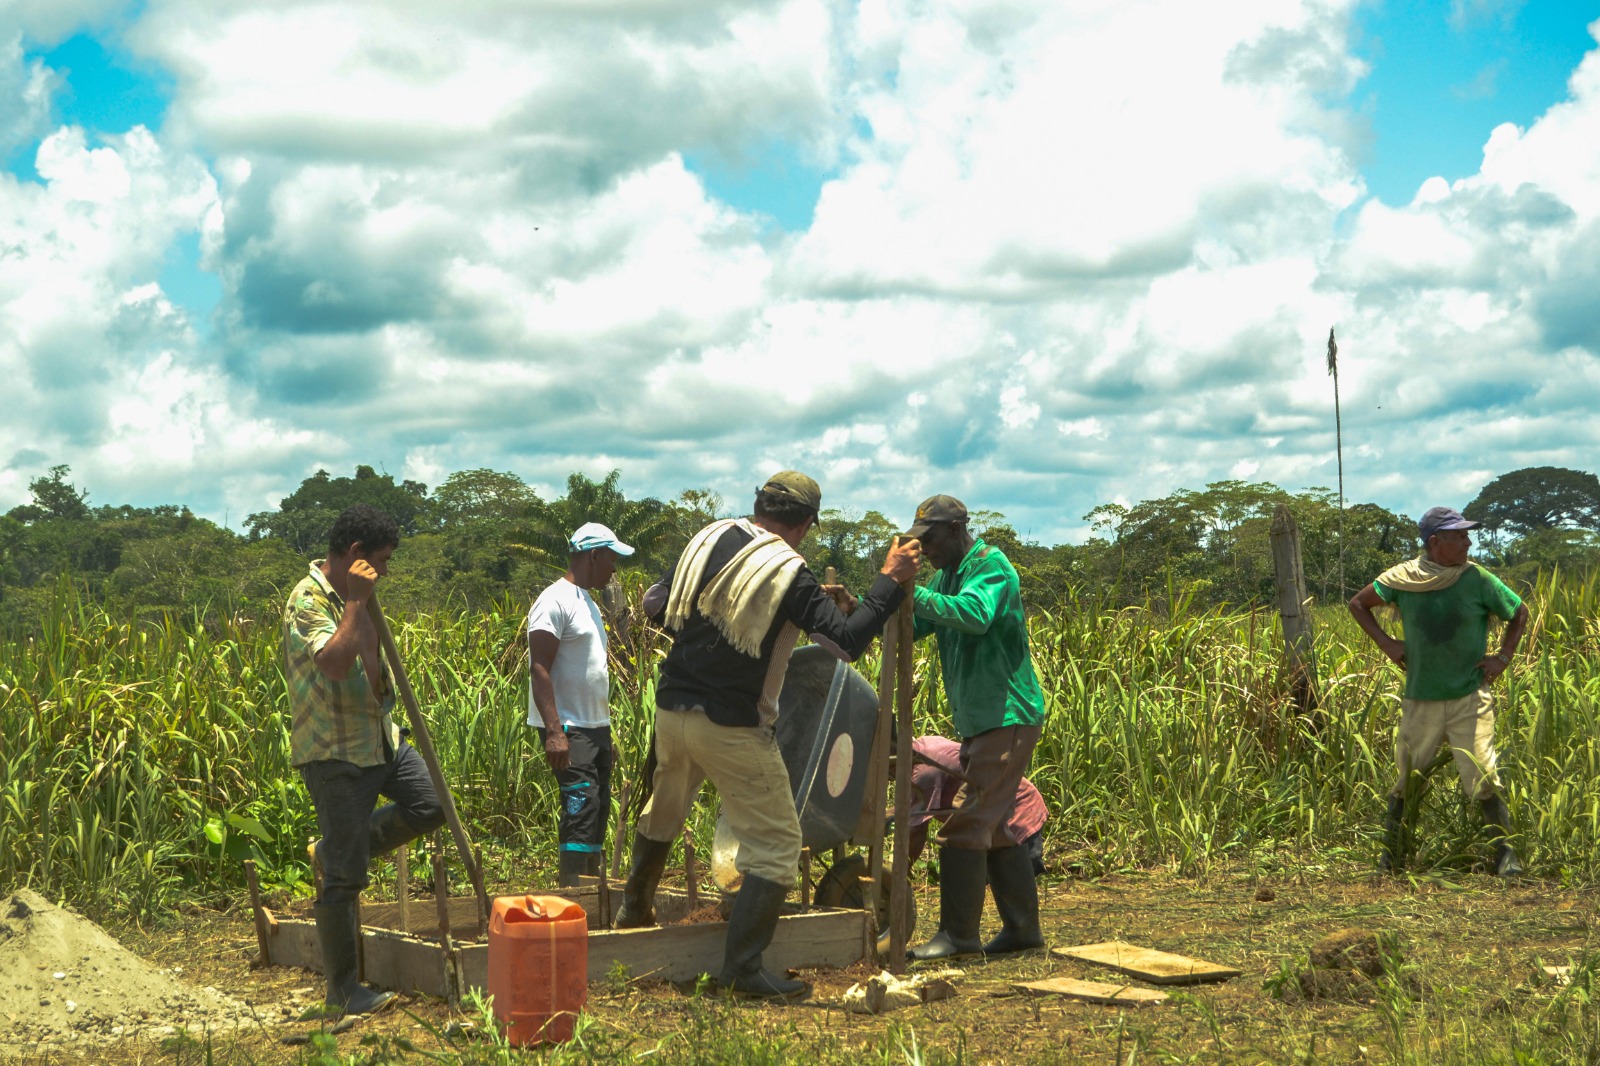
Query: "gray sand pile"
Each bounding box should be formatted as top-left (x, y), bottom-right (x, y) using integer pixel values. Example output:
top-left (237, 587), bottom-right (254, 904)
top-left (0, 889), bottom-right (271, 1051)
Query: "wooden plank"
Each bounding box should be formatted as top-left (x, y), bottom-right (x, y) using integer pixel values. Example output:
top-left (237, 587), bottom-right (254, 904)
top-left (264, 919), bottom-right (456, 999)
top-left (457, 908), bottom-right (867, 989)
top-left (1051, 942), bottom-right (1241, 985)
top-left (1014, 978), bottom-right (1168, 1006)
top-left (360, 929), bottom-right (454, 998)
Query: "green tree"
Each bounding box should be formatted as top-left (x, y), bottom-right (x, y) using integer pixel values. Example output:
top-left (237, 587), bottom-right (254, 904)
top-left (1465, 466), bottom-right (1600, 537)
top-left (510, 471), bottom-right (679, 578)
top-left (806, 509), bottom-right (899, 593)
top-left (245, 465), bottom-right (433, 554)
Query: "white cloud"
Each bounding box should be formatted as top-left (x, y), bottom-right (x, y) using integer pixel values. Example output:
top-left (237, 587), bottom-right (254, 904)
top-left (2, 1), bottom-right (1599, 547)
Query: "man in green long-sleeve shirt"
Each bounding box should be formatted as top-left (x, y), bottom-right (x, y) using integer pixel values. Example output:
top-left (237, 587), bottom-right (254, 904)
top-left (903, 494), bottom-right (1047, 960)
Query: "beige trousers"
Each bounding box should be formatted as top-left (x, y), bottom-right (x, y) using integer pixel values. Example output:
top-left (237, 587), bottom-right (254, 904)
top-left (1391, 688), bottom-right (1503, 801)
top-left (636, 707), bottom-right (801, 886)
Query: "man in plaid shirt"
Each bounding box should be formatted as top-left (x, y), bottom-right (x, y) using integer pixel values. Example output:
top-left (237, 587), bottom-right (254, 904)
top-left (284, 504), bottom-right (445, 1015)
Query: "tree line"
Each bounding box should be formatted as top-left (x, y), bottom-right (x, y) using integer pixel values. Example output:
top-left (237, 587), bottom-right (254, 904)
top-left (2, 462), bottom-right (1596, 631)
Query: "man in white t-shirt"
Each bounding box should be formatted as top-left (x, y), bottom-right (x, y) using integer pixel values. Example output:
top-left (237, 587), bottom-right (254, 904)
top-left (528, 521), bottom-right (635, 885)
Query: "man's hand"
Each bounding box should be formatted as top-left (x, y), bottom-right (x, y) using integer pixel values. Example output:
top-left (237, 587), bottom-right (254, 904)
top-left (1379, 636), bottom-right (1406, 667)
top-left (1479, 654), bottom-right (1510, 684)
top-left (544, 728), bottom-right (571, 772)
top-left (822, 583), bottom-right (859, 615)
top-left (881, 538), bottom-right (923, 583)
top-left (346, 558), bottom-right (380, 603)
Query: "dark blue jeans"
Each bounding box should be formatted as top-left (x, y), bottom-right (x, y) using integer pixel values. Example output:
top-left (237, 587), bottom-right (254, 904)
top-left (299, 742), bottom-right (445, 905)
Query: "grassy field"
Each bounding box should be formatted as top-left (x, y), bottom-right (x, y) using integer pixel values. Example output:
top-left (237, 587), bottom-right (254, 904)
top-left (3, 569), bottom-right (1599, 1062)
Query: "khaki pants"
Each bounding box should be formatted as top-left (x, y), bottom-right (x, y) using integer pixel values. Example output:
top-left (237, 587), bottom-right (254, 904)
top-left (937, 724), bottom-right (1042, 851)
top-left (636, 706), bottom-right (801, 886)
top-left (1391, 689), bottom-right (1502, 801)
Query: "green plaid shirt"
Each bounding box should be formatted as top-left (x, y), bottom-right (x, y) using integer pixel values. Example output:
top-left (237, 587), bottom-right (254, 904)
top-left (283, 561), bottom-right (400, 768)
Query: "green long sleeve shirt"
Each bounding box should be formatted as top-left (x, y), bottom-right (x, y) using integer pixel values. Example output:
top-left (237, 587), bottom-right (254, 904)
top-left (912, 538), bottom-right (1046, 739)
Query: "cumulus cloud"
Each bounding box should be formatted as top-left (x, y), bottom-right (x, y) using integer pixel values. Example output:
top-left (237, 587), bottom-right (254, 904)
top-left (2, 1), bottom-right (1599, 543)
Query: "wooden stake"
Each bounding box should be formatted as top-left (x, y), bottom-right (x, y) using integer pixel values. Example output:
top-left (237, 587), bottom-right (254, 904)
top-left (683, 832), bottom-right (699, 910)
top-left (368, 593), bottom-right (492, 933)
top-left (432, 836), bottom-right (452, 945)
top-left (396, 844), bottom-right (410, 934)
top-left (611, 781), bottom-right (632, 879)
top-left (860, 539), bottom-right (904, 961)
top-left (888, 587), bottom-right (915, 972)
top-left (1270, 504), bottom-right (1320, 725)
top-left (243, 859), bottom-right (271, 967)
top-left (799, 847), bottom-right (811, 910)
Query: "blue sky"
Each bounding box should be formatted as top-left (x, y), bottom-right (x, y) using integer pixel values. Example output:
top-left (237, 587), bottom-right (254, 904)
top-left (2, 1), bottom-right (1599, 543)
top-left (1351, 1), bottom-right (1596, 205)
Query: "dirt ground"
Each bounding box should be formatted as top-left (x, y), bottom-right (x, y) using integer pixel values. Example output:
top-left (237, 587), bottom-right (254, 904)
top-left (20, 862), bottom-right (1600, 1065)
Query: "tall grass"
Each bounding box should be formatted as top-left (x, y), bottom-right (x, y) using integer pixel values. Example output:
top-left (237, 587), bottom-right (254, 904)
top-left (3, 570), bottom-right (1599, 924)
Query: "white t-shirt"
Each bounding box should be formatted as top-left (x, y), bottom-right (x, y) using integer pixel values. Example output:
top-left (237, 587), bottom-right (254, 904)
top-left (526, 578), bottom-right (611, 729)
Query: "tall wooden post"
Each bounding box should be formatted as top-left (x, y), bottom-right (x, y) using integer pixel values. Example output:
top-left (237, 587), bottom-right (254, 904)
top-left (887, 588), bottom-right (915, 972)
top-left (1270, 504), bottom-right (1319, 722)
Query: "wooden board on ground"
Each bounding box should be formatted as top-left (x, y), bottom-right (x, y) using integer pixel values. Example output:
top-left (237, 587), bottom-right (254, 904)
top-left (1013, 977), bottom-right (1168, 1006)
top-left (1052, 941), bottom-right (1241, 985)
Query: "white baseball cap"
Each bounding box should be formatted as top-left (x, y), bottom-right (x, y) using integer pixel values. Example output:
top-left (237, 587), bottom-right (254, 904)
top-left (568, 522), bottom-right (635, 556)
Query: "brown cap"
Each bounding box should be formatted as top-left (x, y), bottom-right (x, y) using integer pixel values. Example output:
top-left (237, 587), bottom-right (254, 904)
top-left (759, 470), bottom-right (822, 513)
top-left (906, 494), bottom-right (968, 538)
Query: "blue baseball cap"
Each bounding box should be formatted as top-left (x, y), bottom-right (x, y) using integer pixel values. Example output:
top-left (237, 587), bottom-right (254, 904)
top-left (1418, 506), bottom-right (1480, 541)
top-left (568, 522), bottom-right (635, 556)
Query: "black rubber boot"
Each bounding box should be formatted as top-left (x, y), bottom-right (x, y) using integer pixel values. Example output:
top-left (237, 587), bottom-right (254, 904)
top-left (368, 804), bottom-right (419, 859)
top-left (908, 847), bottom-right (986, 961)
top-left (313, 902), bottom-right (396, 1016)
top-left (719, 874), bottom-right (808, 999)
top-left (613, 834), bottom-right (673, 928)
top-left (1478, 794), bottom-right (1524, 877)
top-left (557, 850), bottom-right (595, 887)
top-left (1377, 795), bottom-right (1406, 874)
top-left (982, 845), bottom-right (1043, 955)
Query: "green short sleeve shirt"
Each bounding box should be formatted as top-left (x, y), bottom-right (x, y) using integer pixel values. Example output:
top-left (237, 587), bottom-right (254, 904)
top-left (282, 562), bottom-right (400, 767)
top-left (1374, 565), bottom-right (1523, 701)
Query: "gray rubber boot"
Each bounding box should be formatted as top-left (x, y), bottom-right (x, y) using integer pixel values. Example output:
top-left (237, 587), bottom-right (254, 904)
top-left (981, 845), bottom-right (1043, 955)
top-left (613, 834), bottom-right (673, 928)
top-left (1478, 794), bottom-right (1524, 877)
top-left (719, 874), bottom-right (808, 999)
top-left (313, 902), bottom-right (396, 1016)
top-left (1377, 795), bottom-right (1406, 874)
top-left (908, 847), bottom-right (986, 961)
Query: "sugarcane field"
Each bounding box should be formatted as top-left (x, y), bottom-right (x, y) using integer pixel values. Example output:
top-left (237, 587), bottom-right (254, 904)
top-left (3, 461), bottom-right (1600, 1065)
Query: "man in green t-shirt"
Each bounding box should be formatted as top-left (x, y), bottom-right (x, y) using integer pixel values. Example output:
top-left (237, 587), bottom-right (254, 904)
top-left (1349, 505), bottom-right (1529, 876)
top-left (902, 495), bottom-right (1048, 960)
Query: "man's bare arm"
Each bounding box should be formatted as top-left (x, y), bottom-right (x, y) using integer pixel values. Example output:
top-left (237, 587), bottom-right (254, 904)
top-left (315, 559), bottom-right (381, 682)
top-left (1348, 583), bottom-right (1405, 667)
top-left (1478, 602), bottom-right (1529, 684)
top-left (528, 629), bottom-right (571, 771)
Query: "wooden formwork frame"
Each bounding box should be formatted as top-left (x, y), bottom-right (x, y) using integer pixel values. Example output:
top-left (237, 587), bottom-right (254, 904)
top-left (245, 876), bottom-right (870, 1001)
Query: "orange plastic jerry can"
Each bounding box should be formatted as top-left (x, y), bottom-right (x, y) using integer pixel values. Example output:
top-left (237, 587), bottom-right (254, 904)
top-left (486, 894), bottom-right (588, 1045)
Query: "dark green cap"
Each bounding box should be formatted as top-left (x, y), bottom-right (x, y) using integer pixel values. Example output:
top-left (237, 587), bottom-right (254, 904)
top-left (760, 470), bottom-right (822, 513)
top-left (906, 494), bottom-right (968, 538)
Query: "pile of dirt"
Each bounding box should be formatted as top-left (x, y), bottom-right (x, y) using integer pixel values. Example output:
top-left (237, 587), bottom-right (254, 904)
top-left (0, 889), bottom-right (270, 1052)
top-left (1276, 927), bottom-right (1404, 1004)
